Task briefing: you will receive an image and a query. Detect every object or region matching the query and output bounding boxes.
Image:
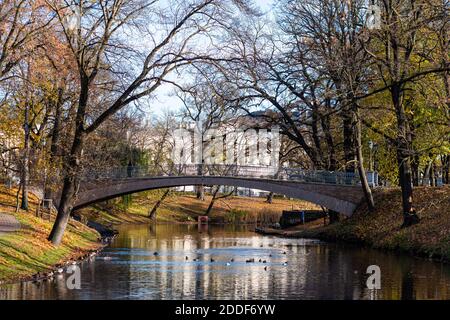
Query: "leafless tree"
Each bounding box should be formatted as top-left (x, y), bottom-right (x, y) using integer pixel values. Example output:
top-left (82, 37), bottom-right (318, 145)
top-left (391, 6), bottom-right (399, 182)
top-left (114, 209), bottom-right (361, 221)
top-left (46, 0), bottom-right (252, 245)
top-left (177, 71), bottom-right (240, 200)
top-left (205, 22), bottom-right (334, 170)
top-left (199, 0), bottom-right (375, 209)
top-left (0, 0), bottom-right (53, 81)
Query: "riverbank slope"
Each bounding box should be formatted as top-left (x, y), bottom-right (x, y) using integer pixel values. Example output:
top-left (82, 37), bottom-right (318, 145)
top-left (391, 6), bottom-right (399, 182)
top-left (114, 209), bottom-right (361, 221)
top-left (259, 186), bottom-right (450, 262)
top-left (78, 190), bottom-right (320, 225)
top-left (0, 186), bottom-right (102, 283)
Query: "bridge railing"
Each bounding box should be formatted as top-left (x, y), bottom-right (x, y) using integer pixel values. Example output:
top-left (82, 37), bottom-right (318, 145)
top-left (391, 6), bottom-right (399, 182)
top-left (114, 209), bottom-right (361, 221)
top-left (284, 169), bottom-right (357, 185)
top-left (79, 164), bottom-right (279, 181)
top-left (79, 164), bottom-right (379, 187)
top-left (285, 169), bottom-right (379, 187)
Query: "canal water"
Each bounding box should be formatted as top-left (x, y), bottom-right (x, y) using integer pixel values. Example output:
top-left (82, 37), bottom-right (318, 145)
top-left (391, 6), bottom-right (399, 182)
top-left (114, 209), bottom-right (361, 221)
top-left (1, 224), bottom-right (450, 300)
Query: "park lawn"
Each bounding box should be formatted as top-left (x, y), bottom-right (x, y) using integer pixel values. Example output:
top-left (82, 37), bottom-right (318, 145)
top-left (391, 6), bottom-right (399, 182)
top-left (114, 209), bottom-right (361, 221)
top-left (288, 186), bottom-right (450, 262)
top-left (0, 186), bottom-right (101, 283)
top-left (78, 190), bottom-right (320, 225)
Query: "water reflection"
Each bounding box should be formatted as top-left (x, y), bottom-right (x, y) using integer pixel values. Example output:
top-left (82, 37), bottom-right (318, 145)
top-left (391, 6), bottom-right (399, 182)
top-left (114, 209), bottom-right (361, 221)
top-left (1, 224), bottom-right (450, 300)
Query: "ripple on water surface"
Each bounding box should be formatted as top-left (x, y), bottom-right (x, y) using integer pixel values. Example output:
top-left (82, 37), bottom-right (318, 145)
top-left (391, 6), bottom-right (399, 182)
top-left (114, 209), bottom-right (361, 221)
top-left (1, 224), bottom-right (449, 300)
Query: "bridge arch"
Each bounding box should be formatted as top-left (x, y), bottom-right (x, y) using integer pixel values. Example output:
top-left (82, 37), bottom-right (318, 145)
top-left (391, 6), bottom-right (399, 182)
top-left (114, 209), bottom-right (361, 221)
top-left (73, 176), bottom-right (364, 216)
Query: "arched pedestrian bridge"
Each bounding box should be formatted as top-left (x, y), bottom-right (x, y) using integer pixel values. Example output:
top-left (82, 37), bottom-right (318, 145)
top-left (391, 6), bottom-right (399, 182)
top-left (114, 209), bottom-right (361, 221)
top-left (69, 165), bottom-right (376, 216)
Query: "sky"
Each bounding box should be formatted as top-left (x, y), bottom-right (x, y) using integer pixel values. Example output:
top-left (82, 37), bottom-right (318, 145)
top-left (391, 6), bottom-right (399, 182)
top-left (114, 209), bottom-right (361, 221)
top-left (144, 0), bottom-right (274, 122)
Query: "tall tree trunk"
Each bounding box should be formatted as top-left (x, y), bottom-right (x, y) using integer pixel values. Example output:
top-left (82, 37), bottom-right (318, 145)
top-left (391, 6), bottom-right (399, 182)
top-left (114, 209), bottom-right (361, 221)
top-left (48, 78), bottom-right (89, 245)
top-left (20, 102), bottom-right (30, 211)
top-left (48, 131), bottom-right (84, 245)
top-left (196, 164), bottom-right (204, 200)
top-left (431, 162), bottom-right (437, 186)
top-left (440, 37), bottom-right (449, 120)
top-left (355, 110), bottom-right (375, 210)
top-left (45, 88), bottom-right (63, 200)
top-left (411, 154), bottom-right (420, 186)
top-left (442, 155), bottom-right (449, 184)
top-left (334, 81), bottom-right (355, 173)
top-left (392, 84), bottom-right (419, 227)
top-left (321, 108), bottom-right (337, 171)
top-left (311, 109), bottom-right (324, 163)
top-left (342, 109), bottom-right (356, 173)
top-left (149, 189), bottom-right (170, 220)
top-left (422, 159), bottom-right (433, 186)
top-left (397, 147), bottom-right (417, 226)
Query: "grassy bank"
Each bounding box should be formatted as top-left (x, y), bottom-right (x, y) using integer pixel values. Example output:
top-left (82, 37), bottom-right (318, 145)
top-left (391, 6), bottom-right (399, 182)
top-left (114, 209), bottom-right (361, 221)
top-left (262, 186), bottom-right (450, 262)
top-left (78, 190), bottom-right (320, 225)
top-left (0, 186), bottom-right (102, 283)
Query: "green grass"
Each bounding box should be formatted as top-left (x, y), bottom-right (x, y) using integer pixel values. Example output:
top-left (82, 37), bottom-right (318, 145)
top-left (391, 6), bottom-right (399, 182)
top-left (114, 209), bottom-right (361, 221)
top-left (0, 186), bottom-right (101, 283)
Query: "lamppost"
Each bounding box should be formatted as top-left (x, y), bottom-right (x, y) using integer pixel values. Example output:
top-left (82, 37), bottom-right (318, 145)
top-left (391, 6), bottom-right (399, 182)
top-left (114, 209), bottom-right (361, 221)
top-left (368, 140), bottom-right (379, 186)
top-left (373, 142), bottom-right (378, 172)
top-left (369, 140), bottom-right (374, 172)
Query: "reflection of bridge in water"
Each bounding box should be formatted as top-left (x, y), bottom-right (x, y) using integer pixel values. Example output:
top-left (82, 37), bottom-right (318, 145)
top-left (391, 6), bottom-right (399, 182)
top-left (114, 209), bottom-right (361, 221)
top-left (69, 165), bottom-right (379, 216)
